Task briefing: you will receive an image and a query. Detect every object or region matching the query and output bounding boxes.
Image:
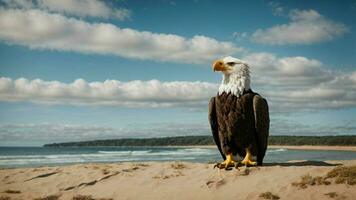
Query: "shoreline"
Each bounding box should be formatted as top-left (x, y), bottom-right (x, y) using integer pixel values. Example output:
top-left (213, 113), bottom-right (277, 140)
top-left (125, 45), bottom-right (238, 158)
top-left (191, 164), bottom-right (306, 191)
top-left (3, 145), bottom-right (356, 151)
top-left (269, 145), bottom-right (356, 151)
top-left (164, 145), bottom-right (356, 151)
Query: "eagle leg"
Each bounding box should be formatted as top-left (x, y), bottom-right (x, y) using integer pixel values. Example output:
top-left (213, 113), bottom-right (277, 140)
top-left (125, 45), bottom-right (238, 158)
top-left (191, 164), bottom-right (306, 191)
top-left (214, 153), bottom-right (237, 170)
top-left (240, 148), bottom-right (257, 167)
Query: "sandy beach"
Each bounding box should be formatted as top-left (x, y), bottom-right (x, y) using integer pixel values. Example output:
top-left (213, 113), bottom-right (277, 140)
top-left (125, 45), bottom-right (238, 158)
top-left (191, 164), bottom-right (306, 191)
top-left (269, 145), bottom-right (356, 151)
top-left (167, 145), bottom-right (356, 151)
top-left (1, 160), bottom-right (355, 200)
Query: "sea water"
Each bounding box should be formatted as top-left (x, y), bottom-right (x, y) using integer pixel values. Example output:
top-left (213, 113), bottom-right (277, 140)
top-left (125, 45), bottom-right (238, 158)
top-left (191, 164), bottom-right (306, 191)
top-left (1, 146), bottom-right (356, 168)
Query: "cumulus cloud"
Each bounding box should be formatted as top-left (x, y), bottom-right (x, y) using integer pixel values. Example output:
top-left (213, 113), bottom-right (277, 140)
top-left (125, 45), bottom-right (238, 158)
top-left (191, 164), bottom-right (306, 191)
top-left (1, 65), bottom-right (355, 112)
top-left (0, 8), bottom-right (241, 64)
top-left (0, 77), bottom-right (218, 107)
top-left (243, 52), bottom-right (332, 87)
top-left (37, 0), bottom-right (130, 20)
top-left (240, 52), bottom-right (356, 111)
top-left (1, 0), bottom-right (33, 9)
top-left (1, 0), bottom-right (130, 20)
top-left (251, 9), bottom-right (349, 45)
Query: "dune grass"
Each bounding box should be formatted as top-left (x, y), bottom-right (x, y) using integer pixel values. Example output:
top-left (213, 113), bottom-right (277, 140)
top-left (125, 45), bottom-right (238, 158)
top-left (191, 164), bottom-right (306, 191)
top-left (102, 168), bottom-right (110, 175)
top-left (72, 195), bottom-right (113, 200)
top-left (259, 192), bottom-right (280, 200)
top-left (292, 165), bottom-right (356, 189)
top-left (292, 174), bottom-right (331, 189)
top-left (325, 165), bottom-right (356, 185)
top-left (3, 190), bottom-right (21, 194)
top-left (72, 195), bottom-right (94, 200)
top-left (324, 192), bottom-right (338, 198)
top-left (33, 195), bottom-right (60, 200)
top-left (324, 192), bottom-right (346, 199)
top-left (171, 162), bottom-right (186, 170)
top-left (133, 163), bottom-right (150, 167)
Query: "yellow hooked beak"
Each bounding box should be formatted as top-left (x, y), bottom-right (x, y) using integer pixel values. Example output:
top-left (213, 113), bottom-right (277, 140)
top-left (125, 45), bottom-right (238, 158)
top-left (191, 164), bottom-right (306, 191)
top-left (212, 59), bottom-right (228, 72)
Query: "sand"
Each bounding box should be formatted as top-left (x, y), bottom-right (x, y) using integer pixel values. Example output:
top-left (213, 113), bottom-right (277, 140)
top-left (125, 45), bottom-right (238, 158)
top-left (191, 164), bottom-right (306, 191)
top-left (269, 145), bottom-right (356, 151)
top-left (1, 160), bottom-right (355, 200)
top-left (167, 145), bottom-right (356, 151)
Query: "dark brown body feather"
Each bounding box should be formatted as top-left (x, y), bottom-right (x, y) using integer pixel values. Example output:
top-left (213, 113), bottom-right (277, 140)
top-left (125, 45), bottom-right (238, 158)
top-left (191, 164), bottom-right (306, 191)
top-left (208, 90), bottom-right (270, 166)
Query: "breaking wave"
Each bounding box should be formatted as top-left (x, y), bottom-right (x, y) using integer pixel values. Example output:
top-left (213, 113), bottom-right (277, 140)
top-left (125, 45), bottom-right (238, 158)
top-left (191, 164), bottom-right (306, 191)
top-left (0, 147), bottom-right (217, 168)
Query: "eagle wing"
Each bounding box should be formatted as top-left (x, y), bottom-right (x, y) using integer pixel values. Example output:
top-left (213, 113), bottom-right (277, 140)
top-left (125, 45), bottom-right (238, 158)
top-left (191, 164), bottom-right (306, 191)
top-left (253, 95), bottom-right (270, 165)
top-left (208, 97), bottom-right (226, 160)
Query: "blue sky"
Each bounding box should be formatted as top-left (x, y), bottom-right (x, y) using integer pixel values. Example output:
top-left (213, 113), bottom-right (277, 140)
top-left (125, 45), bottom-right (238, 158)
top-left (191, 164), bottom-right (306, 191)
top-left (0, 0), bottom-right (355, 146)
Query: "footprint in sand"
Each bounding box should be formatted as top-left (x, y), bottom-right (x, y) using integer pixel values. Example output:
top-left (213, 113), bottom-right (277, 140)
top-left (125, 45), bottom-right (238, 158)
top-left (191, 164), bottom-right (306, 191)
top-left (206, 179), bottom-right (225, 189)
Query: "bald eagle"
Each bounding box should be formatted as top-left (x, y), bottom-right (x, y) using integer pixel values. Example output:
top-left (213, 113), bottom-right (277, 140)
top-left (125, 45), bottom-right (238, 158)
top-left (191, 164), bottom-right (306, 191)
top-left (209, 56), bottom-right (270, 169)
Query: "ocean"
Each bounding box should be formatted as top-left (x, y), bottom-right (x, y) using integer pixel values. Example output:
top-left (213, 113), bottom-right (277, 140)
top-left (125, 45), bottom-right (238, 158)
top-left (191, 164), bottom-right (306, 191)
top-left (1, 146), bottom-right (356, 168)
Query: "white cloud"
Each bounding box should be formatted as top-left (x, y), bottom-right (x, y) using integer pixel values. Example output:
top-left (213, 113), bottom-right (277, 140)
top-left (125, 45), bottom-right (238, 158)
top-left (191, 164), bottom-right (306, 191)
top-left (1, 0), bottom-right (33, 9)
top-left (251, 9), bottom-right (349, 45)
top-left (1, 62), bottom-right (355, 112)
top-left (0, 49), bottom-right (354, 112)
top-left (0, 77), bottom-right (218, 107)
top-left (243, 52), bottom-right (332, 87)
top-left (0, 8), bottom-right (241, 64)
top-left (37, 0), bottom-right (130, 20)
top-left (1, 0), bottom-right (130, 20)
top-left (241, 52), bottom-right (356, 111)
top-left (232, 31), bottom-right (248, 41)
top-left (268, 1), bottom-right (285, 16)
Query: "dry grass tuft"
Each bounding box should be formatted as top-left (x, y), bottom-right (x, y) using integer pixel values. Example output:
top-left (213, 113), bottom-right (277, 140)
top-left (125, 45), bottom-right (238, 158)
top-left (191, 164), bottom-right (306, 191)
top-left (153, 170), bottom-right (184, 180)
top-left (292, 165), bottom-right (356, 189)
top-left (33, 195), bottom-right (60, 200)
top-left (325, 165), bottom-right (356, 185)
top-left (3, 190), bottom-right (21, 194)
top-left (292, 174), bottom-right (331, 189)
top-left (133, 163), bottom-right (150, 167)
top-left (72, 195), bottom-right (113, 200)
top-left (259, 192), bottom-right (280, 200)
top-left (92, 166), bottom-right (100, 170)
top-left (324, 192), bottom-right (338, 198)
top-left (163, 171), bottom-right (184, 179)
top-left (324, 192), bottom-right (346, 200)
top-left (102, 168), bottom-right (110, 175)
top-left (292, 174), bottom-right (312, 189)
top-left (171, 162), bottom-right (186, 170)
top-left (314, 176), bottom-right (331, 185)
top-left (122, 166), bottom-right (140, 173)
top-left (72, 195), bottom-right (94, 200)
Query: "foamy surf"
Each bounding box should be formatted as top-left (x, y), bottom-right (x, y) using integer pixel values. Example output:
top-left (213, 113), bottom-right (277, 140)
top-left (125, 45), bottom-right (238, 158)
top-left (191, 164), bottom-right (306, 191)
top-left (1, 146), bottom-right (356, 168)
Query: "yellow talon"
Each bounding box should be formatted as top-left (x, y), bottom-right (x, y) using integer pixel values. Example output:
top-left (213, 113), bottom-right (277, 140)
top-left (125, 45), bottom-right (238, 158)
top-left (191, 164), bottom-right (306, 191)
top-left (214, 153), bottom-right (237, 169)
top-left (241, 159), bottom-right (256, 166)
top-left (240, 148), bottom-right (257, 167)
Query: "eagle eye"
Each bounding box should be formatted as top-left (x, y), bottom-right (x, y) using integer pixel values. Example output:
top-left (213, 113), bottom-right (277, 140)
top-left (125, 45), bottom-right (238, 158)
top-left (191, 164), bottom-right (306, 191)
top-left (226, 62), bottom-right (235, 66)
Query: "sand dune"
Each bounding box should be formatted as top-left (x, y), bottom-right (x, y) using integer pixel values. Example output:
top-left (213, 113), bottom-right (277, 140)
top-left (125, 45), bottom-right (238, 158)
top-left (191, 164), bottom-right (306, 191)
top-left (1, 160), bottom-right (355, 200)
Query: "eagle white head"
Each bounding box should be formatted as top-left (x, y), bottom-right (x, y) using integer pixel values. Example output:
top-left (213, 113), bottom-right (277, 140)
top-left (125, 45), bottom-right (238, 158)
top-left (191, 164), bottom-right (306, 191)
top-left (212, 56), bottom-right (250, 97)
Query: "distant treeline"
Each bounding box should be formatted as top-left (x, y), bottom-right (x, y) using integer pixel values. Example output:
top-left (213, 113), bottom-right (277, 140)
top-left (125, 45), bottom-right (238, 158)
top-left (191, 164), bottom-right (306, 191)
top-left (44, 135), bottom-right (356, 147)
